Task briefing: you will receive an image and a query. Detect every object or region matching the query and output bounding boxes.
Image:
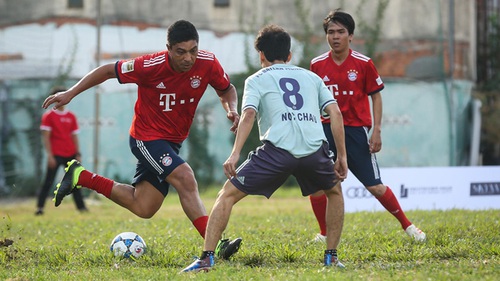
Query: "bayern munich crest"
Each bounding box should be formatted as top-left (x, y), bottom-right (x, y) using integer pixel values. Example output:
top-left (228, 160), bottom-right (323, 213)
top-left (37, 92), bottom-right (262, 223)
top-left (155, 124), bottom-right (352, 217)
top-left (347, 69), bottom-right (358, 81)
top-left (190, 76), bottom-right (201, 88)
top-left (160, 154), bottom-right (173, 166)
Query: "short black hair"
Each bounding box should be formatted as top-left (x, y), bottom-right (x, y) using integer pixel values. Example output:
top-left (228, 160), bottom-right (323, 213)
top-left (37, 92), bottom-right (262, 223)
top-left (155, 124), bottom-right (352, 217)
top-left (254, 24), bottom-right (291, 62)
top-left (167, 20), bottom-right (199, 46)
top-left (323, 9), bottom-right (355, 35)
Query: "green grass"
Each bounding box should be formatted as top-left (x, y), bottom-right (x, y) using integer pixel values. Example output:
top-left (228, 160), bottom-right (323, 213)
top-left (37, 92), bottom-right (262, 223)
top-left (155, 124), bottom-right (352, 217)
top-left (1, 187), bottom-right (499, 280)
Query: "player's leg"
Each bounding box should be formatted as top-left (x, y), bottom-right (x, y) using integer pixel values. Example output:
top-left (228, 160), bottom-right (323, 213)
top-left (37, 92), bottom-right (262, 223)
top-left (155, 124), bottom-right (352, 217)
top-left (71, 188), bottom-right (88, 212)
top-left (53, 157), bottom-right (165, 218)
top-left (348, 127), bottom-right (408, 223)
top-left (365, 182), bottom-right (425, 241)
top-left (35, 158), bottom-right (59, 215)
top-left (108, 180), bottom-right (164, 218)
top-left (308, 123), bottom-right (338, 241)
top-left (128, 137), bottom-right (211, 231)
top-left (165, 162), bottom-right (208, 227)
top-left (323, 182), bottom-right (345, 268)
top-left (165, 161), bottom-right (243, 258)
top-left (309, 190), bottom-right (327, 241)
top-left (60, 155), bottom-right (88, 212)
top-left (323, 182), bottom-right (344, 251)
top-left (348, 126), bottom-right (426, 241)
top-left (53, 136), bottom-right (174, 216)
top-left (295, 142), bottom-right (345, 267)
top-left (182, 141), bottom-right (289, 272)
top-left (205, 181), bottom-right (247, 252)
top-left (181, 180), bottom-right (247, 272)
top-left (209, 142), bottom-right (295, 261)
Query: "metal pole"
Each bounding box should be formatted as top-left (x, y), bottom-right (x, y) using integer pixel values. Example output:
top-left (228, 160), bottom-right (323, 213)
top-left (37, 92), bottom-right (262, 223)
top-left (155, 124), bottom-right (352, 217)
top-left (94, 0), bottom-right (102, 173)
top-left (448, 0), bottom-right (456, 165)
top-left (469, 99), bottom-right (482, 165)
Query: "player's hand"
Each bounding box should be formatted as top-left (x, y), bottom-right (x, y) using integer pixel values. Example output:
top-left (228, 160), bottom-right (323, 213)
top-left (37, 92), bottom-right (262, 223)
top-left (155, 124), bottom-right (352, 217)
top-left (369, 131), bottom-right (382, 153)
top-left (42, 90), bottom-right (72, 110)
top-left (47, 155), bottom-right (57, 169)
top-left (334, 156), bottom-right (348, 181)
top-left (223, 153), bottom-right (240, 179)
top-left (227, 111), bottom-right (240, 134)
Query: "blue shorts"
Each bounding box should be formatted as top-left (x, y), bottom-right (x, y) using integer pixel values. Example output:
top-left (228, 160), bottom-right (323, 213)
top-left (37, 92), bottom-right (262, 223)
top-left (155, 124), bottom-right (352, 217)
top-left (322, 124), bottom-right (383, 187)
top-left (230, 141), bottom-right (338, 198)
top-left (129, 136), bottom-right (186, 196)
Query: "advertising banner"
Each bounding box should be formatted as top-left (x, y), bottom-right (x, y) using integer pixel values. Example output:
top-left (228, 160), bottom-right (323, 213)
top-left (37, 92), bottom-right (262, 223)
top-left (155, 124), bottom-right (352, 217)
top-left (342, 166), bottom-right (500, 213)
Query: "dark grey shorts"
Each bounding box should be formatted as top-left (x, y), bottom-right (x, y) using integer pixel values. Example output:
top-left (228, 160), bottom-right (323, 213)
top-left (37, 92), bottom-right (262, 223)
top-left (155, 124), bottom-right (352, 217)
top-left (229, 141), bottom-right (338, 198)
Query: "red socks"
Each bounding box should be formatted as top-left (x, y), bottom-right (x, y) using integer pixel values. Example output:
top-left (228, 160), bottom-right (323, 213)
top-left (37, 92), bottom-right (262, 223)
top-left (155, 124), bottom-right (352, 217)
top-left (310, 187), bottom-right (412, 232)
top-left (77, 170), bottom-right (114, 198)
top-left (377, 186), bottom-right (412, 230)
top-left (193, 216), bottom-right (209, 238)
top-left (77, 169), bottom-right (209, 239)
top-left (309, 194), bottom-right (327, 236)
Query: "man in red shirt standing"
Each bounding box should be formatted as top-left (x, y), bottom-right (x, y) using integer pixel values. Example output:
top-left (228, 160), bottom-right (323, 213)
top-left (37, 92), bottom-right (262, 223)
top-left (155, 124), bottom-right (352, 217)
top-left (42, 20), bottom-right (241, 259)
top-left (309, 10), bottom-right (426, 248)
top-left (36, 87), bottom-right (88, 215)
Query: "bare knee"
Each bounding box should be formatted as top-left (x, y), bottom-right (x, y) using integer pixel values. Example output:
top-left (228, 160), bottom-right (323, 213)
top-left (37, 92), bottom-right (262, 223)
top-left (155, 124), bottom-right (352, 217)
top-left (168, 164), bottom-right (198, 194)
top-left (130, 200), bottom-right (161, 218)
top-left (134, 209), bottom-right (156, 219)
top-left (324, 182), bottom-right (343, 196)
top-left (366, 184), bottom-right (386, 197)
top-left (215, 181), bottom-right (246, 205)
top-left (127, 181), bottom-right (163, 218)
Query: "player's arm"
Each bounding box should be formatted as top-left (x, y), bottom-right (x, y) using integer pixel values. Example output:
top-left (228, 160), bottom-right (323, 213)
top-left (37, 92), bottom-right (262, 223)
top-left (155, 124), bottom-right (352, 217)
top-left (216, 84), bottom-right (240, 133)
top-left (369, 92), bottom-right (382, 153)
top-left (324, 103), bottom-right (348, 180)
top-left (223, 108), bottom-right (255, 179)
top-left (42, 63), bottom-right (117, 109)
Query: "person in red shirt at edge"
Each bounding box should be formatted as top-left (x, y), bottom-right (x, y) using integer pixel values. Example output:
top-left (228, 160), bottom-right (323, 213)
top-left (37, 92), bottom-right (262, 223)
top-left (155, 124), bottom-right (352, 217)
top-left (42, 20), bottom-right (242, 259)
top-left (309, 9), bottom-right (426, 243)
top-left (36, 86), bottom-right (88, 216)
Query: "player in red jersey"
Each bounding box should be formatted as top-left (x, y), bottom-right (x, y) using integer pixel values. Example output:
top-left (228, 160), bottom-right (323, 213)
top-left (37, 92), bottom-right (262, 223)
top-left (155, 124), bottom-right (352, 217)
top-left (309, 10), bottom-right (426, 244)
top-left (42, 20), bottom-right (242, 259)
top-left (35, 86), bottom-right (88, 215)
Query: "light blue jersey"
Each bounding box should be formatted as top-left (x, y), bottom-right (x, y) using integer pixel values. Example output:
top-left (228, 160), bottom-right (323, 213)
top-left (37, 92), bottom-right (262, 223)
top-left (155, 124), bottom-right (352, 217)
top-left (242, 64), bottom-right (337, 158)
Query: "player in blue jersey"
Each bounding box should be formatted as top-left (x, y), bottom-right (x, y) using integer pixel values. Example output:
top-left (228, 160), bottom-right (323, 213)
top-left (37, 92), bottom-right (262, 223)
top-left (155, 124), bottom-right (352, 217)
top-left (182, 24), bottom-right (348, 272)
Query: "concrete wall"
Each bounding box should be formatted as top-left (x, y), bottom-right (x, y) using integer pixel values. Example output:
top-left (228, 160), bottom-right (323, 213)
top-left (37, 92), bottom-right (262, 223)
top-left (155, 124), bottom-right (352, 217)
top-left (0, 0), bottom-right (473, 39)
top-left (0, 0), bottom-right (476, 81)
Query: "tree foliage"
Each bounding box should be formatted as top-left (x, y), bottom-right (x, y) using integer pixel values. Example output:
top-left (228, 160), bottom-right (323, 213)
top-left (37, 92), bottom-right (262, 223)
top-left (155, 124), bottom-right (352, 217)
top-left (475, 14), bottom-right (500, 164)
top-left (355, 0), bottom-right (390, 61)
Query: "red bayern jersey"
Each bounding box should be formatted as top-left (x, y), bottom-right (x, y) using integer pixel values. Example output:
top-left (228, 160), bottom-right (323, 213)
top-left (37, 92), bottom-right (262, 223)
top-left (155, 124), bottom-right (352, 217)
top-left (310, 49), bottom-right (384, 128)
top-left (115, 50), bottom-right (230, 143)
top-left (40, 109), bottom-right (79, 157)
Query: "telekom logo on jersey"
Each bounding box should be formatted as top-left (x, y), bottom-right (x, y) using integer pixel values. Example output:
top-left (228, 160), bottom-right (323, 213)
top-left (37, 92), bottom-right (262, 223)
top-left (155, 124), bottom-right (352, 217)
top-left (327, 84), bottom-right (354, 96)
top-left (159, 93), bottom-right (195, 111)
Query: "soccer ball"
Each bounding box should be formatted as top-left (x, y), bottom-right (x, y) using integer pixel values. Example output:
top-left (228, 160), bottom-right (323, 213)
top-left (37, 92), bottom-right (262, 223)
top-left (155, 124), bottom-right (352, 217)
top-left (110, 232), bottom-right (147, 259)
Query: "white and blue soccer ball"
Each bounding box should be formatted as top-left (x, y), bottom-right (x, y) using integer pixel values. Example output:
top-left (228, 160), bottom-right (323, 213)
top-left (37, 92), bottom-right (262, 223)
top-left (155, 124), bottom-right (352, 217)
top-left (110, 232), bottom-right (147, 259)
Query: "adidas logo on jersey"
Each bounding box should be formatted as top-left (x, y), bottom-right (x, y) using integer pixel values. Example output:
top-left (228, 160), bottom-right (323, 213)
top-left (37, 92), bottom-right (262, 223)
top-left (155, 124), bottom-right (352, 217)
top-left (156, 82), bottom-right (166, 89)
top-left (322, 76), bottom-right (330, 82)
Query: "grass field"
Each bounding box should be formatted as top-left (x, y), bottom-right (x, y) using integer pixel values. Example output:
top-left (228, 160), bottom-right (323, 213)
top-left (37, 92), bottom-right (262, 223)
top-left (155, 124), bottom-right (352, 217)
top-left (1, 187), bottom-right (499, 280)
